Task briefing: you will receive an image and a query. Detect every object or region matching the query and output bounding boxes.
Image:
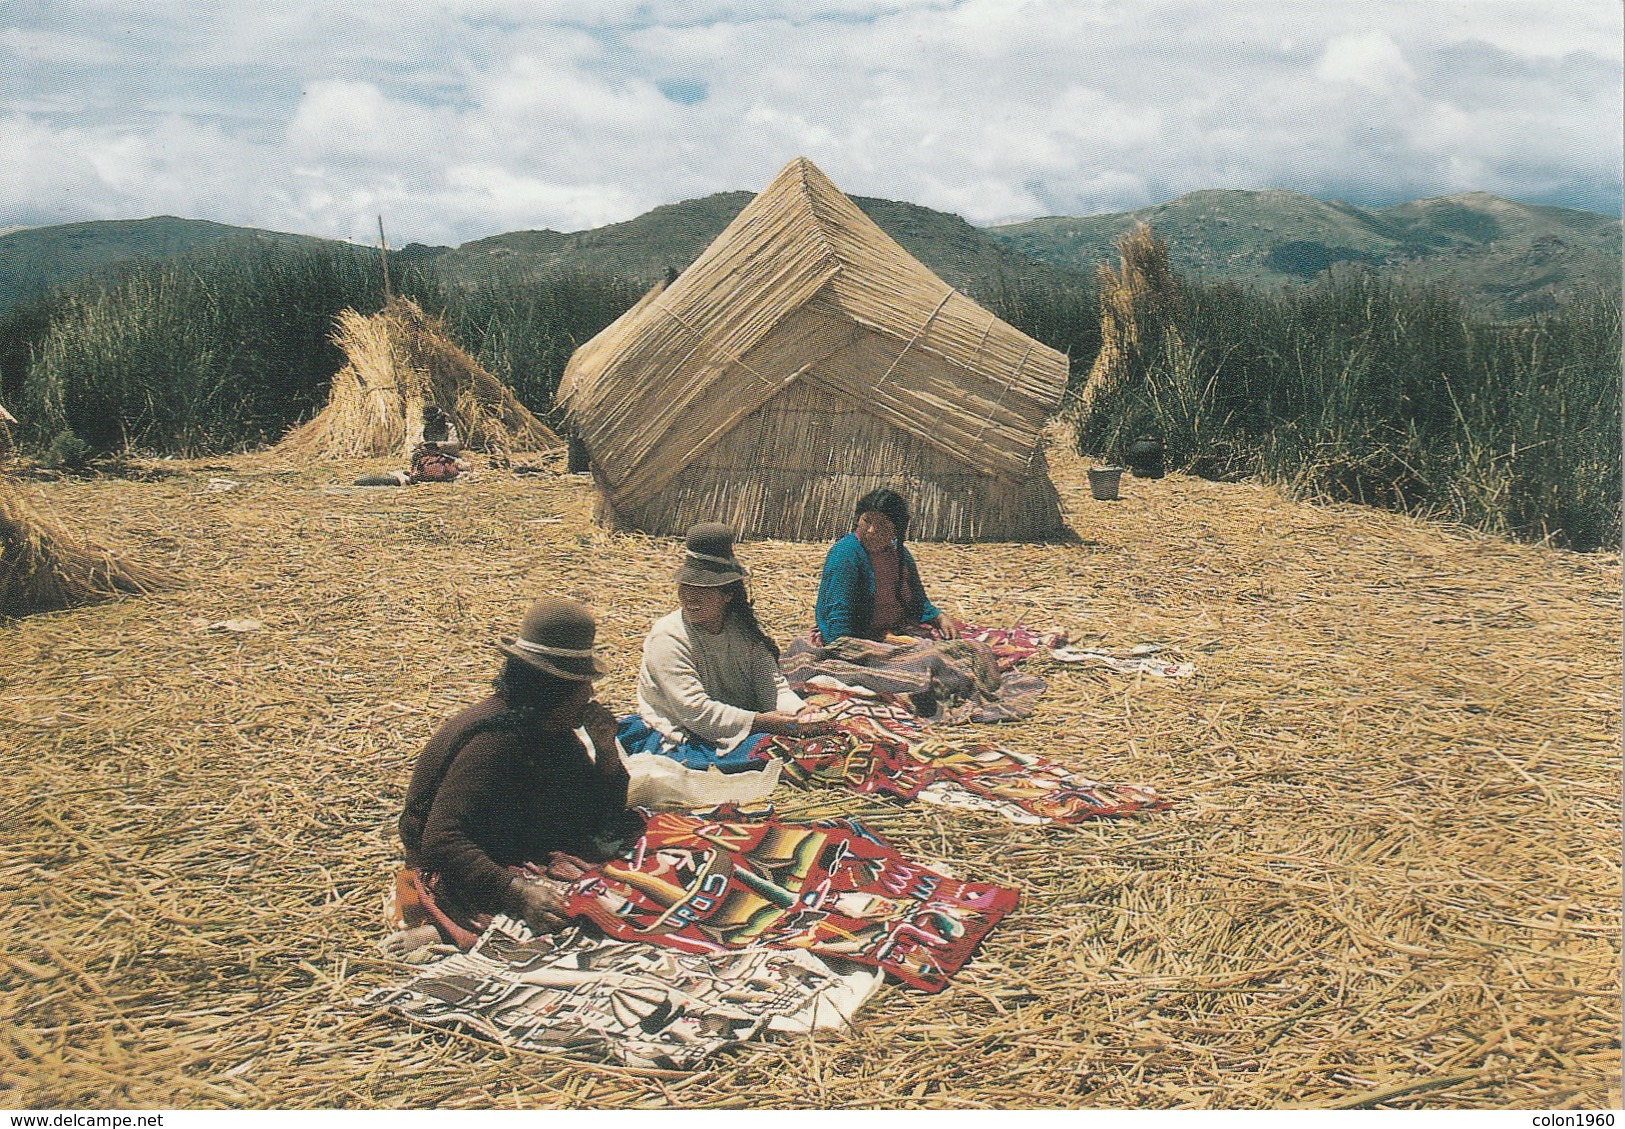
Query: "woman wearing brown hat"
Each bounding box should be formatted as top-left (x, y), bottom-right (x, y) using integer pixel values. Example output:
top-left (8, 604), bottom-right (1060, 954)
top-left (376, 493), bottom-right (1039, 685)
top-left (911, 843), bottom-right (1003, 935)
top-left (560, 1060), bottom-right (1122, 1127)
top-left (618, 523), bottom-right (831, 772)
top-left (390, 597), bottom-right (643, 950)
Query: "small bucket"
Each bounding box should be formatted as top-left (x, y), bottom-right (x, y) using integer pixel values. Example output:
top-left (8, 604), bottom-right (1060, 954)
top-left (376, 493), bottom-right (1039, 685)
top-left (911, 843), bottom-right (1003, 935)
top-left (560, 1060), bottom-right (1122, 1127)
top-left (1087, 466), bottom-right (1124, 501)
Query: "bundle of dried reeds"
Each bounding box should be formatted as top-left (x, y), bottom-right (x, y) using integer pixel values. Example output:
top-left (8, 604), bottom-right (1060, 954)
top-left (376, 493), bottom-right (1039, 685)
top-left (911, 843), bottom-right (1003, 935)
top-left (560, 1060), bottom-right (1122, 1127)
top-left (273, 297), bottom-right (559, 463)
top-left (1073, 222), bottom-right (1180, 427)
top-left (0, 478), bottom-right (176, 616)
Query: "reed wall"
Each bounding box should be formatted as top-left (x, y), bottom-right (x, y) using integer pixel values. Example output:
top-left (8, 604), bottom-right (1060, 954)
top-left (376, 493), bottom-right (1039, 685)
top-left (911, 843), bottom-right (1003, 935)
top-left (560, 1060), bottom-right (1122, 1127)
top-left (598, 380), bottom-right (1065, 542)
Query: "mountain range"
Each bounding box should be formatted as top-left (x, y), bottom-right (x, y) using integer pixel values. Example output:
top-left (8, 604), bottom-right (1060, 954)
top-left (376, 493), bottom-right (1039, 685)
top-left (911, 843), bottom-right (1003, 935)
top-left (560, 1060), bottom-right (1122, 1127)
top-left (3, 188), bottom-right (1618, 320)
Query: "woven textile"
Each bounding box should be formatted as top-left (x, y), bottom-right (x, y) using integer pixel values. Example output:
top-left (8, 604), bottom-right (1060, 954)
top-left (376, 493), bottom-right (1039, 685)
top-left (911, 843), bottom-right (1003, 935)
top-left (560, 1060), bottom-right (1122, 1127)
top-left (767, 689), bottom-right (1170, 825)
top-left (362, 919), bottom-right (881, 1069)
top-left (781, 633), bottom-right (1046, 724)
top-left (560, 811), bottom-right (1018, 993)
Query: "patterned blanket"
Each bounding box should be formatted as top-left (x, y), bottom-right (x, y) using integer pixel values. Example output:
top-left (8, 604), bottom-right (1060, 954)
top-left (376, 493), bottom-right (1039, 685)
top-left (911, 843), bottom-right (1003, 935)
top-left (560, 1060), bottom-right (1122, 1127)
top-left (764, 689), bottom-right (1170, 826)
top-left (559, 811), bottom-right (1018, 994)
top-left (780, 633), bottom-right (1046, 724)
top-left (362, 919), bottom-right (881, 1069)
top-left (962, 624), bottom-right (1069, 671)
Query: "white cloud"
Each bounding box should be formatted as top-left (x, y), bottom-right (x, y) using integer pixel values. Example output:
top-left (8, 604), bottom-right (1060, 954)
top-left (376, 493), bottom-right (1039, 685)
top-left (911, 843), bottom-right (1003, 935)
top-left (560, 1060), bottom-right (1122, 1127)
top-left (2, 0), bottom-right (1619, 242)
top-left (1315, 31), bottom-right (1416, 92)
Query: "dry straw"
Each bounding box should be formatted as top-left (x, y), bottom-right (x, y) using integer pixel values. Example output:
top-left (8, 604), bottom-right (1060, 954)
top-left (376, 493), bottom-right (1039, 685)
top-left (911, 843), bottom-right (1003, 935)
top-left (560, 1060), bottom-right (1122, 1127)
top-left (0, 435), bottom-right (1617, 1109)
top-left (273, 297), bottom-right (560, 464)
top-left (560, 157), bottom-right (1069, 542)
top-left (1075, 222), bottom-right (1180, 423)
top-left (0, 477), bottom-right (176, 616)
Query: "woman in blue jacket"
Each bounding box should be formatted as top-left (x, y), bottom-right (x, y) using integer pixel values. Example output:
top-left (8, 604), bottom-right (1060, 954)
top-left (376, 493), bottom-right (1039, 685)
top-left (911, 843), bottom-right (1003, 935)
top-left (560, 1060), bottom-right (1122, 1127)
top-left (814, 489), bottom-right (960, 643)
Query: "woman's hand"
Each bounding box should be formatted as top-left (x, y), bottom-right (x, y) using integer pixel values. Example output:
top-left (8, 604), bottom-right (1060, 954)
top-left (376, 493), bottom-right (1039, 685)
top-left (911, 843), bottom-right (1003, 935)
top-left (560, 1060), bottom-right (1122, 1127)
top-left (506, 876), bottom-right (569, 934)
top-left (580, 701), bottom-right (626, 775)
top-left (755, 711), bottom-right (836, 738)
top-left (931, 615), bottom-right (960, 641)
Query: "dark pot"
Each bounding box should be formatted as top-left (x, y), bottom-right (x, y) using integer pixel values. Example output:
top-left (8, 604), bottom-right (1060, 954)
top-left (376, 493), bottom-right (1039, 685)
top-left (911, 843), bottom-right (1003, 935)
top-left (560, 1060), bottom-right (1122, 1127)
top-left (1126, 436), bottom-right (1165, 479)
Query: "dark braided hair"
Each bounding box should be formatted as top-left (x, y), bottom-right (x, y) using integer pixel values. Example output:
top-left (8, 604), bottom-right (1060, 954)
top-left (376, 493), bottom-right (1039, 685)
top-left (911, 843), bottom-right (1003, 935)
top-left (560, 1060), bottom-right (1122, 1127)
top-left (854, 488), bottom-right (912, 610)
top-left (471, 656), bottom-right (584, 738)
top-left (720, 580), bottom-right (781, 660)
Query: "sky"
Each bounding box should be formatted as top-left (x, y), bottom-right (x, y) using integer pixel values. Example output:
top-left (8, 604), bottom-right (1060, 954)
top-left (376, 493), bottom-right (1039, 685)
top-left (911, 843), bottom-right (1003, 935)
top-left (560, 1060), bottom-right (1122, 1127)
top-left (3, 0), bottom-right (1621, 246)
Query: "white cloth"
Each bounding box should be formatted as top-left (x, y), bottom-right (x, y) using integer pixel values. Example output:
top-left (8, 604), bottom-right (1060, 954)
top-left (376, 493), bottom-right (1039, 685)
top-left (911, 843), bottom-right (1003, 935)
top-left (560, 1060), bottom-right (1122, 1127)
top-left (636, 609), bottom-right (803, 753)
top-left (620, 752), bottom-right (783, 810)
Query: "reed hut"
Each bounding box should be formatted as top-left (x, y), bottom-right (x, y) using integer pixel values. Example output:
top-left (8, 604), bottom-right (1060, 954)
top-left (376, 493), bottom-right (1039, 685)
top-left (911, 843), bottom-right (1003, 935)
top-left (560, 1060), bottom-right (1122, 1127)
top-left (273, 297), bottom-right (559, 463)
top-left (1, 480), bottom-right (175, 617)
top-left (557, 157), bottom-right (1069, 541)
top-left (0, 402), bottom-right (15, 457)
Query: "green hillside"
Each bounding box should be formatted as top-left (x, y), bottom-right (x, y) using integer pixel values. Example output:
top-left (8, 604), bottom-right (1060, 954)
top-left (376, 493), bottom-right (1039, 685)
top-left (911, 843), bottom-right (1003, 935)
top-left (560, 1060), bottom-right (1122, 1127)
top-left (990, 190), bottom-right (1621, 316)
top-left (436, 191), bottom-right (1085, 298)
top-left (0, 216), bottom-right (341, 314)
top-left (7, 188), bottom-right (1618, 321)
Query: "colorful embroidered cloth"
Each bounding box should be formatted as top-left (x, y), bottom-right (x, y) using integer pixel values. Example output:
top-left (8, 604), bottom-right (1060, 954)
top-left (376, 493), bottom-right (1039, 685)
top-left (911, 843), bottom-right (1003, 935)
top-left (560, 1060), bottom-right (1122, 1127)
top-left (559, 811), bottom-right (1018, 993)
top-left (781, 633), bottom-right (1046, 724)
top-left (961, 624), bottom-right (1069, 672)
top-left (362, 919), bottom-right (882, 1069)
top-left (765, 689), bottom-right (1170, 825)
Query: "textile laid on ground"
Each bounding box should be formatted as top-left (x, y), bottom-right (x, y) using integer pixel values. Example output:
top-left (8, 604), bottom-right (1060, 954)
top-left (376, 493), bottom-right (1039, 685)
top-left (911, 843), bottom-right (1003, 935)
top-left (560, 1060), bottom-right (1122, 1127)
top-left (560, 811), bottom-right (1018, 993)
top-left (1050, 645), bottom-right (1196, 679)
top-left (764, 689), bottom-right (1170, 826)
top-left (363, 918), bottom-right (881, 1069)
top-left (961, 624), bottom-right (1069, 672)
top-left (781, 633), bottom-right (1046, 724)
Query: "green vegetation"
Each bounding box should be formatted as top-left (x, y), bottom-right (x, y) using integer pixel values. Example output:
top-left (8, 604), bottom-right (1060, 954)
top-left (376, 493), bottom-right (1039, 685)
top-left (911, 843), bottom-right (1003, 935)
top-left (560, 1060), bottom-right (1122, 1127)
top-left (991, 189), bottom-right (1622, 318)
top-left (0, 222), bottom-right (1615, 552)
top-left (0, 244), bottom-right (640, 455)
top-left (1072, 264), bottom-right (1622, 552)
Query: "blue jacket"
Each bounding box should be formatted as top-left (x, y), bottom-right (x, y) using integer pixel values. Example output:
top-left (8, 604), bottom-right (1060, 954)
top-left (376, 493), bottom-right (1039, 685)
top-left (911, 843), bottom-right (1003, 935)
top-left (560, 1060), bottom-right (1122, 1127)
top-left (815, 532), bottom-right (941, 642)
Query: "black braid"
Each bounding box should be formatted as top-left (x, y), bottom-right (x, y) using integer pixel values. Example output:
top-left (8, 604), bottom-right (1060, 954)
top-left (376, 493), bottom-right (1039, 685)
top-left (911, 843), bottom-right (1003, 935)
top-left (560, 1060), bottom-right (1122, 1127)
top-left (720, 580), bottom-right (781, 660)
top-left (855, 488), bottom-right (913, 611)
top-left (475, 657), bottom-right (581, 738)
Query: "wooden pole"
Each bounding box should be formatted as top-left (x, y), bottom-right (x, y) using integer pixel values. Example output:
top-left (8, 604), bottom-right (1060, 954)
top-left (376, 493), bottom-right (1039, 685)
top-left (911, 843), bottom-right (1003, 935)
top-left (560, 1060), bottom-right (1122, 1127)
top-left (377, 215), bottom-right (391, 301)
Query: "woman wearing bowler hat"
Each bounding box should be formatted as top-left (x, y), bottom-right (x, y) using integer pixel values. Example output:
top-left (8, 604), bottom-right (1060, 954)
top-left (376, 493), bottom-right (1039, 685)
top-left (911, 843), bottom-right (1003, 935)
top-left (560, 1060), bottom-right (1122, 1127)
top-left (618, 523), bottom-right (832, 772)
top-left (390, 597), bottom-right (644, 951)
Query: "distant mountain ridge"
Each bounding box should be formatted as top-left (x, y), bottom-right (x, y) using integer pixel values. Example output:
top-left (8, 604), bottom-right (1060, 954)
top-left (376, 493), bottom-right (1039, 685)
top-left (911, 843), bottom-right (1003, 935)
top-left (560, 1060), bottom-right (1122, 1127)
top-left (3, 188), bottom-right (1618, 320)
top-left (433, 190), bottom-right (1087, 297)
top-left (989, 189), bottom-right (1621, 315)
top-left (0, 216), bottom-right (335, 315)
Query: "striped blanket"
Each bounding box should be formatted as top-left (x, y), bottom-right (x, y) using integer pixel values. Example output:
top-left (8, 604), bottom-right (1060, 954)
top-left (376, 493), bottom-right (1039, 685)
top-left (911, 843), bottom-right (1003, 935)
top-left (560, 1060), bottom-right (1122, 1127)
top-left (780, 633), bottom-right (1046, 724)
top-left (765, 689), bottom-right (1170, 825)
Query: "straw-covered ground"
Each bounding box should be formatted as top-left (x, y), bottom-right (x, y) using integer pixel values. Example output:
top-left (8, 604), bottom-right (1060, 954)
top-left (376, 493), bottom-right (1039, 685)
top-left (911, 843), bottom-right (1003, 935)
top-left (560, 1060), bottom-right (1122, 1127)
top-left (1, 440), bottom-right (1619, 1110)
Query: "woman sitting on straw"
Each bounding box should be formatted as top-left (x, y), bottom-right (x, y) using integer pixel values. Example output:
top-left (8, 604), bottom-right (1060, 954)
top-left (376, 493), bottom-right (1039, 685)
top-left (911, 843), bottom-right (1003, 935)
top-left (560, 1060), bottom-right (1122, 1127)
top-left (815, 489), bottom-right (959, 644)
top-left (786, 490), bottom-right (1047, 724)
top-left (355, 403), bottom-right (470, 486)
top-left (387, 597), bottom-right (644, 952)
top-left (617, 523), bottom-right (833, 772)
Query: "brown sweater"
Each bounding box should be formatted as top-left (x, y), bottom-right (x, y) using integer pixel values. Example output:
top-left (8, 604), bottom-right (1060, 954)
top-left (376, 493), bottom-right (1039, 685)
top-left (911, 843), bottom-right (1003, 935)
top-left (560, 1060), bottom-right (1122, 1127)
top-left (399, 695), bottom-right (631, 914)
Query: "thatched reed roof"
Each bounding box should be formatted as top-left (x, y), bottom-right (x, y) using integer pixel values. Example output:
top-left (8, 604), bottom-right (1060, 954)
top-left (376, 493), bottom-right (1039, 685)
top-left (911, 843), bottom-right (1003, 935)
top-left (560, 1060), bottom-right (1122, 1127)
top-left (272, 297), bottom-right (559, 463)
top-left (0, 402), bottom-right (16, 426)
top-left (1, 479), bottom-right (175, 617)
top-left (559, 157), bottom-right (1069, 515)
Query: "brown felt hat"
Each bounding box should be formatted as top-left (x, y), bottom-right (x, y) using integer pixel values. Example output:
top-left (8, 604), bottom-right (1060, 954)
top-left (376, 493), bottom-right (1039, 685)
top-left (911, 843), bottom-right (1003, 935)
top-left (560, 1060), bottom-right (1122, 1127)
top-left (672, 522), bottom-right (749, 588)
top-left (497, 597), bottom-right (607, 681)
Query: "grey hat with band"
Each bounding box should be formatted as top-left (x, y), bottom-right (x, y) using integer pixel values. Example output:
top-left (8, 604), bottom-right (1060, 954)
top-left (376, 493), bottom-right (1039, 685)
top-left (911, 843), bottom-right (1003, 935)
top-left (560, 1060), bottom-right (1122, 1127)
top-left (672, 522), bottom-right (749, 588)
top-left (497, 596), bottom-right (608, 681)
